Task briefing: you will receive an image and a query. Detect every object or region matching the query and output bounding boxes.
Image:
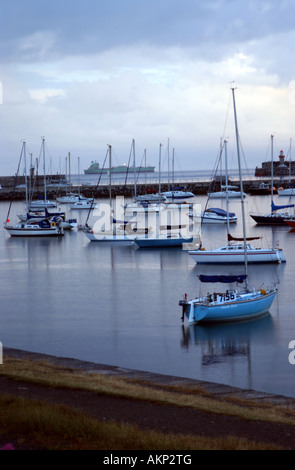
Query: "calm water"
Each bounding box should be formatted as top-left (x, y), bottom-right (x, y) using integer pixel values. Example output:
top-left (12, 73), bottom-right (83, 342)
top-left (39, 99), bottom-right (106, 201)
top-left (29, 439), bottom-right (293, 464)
top-left (1, 191), bottom-right (295, 399)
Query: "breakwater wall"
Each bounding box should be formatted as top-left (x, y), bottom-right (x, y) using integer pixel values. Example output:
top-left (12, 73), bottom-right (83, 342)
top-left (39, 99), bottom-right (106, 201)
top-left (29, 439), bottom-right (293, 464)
top-left (0, 175), bottom-right (293, 201)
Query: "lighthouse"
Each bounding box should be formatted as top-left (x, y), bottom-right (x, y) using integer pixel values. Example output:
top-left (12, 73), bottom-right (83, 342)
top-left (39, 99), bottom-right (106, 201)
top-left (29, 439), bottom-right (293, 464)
top-left (279, 150), bottom-right (287, 167)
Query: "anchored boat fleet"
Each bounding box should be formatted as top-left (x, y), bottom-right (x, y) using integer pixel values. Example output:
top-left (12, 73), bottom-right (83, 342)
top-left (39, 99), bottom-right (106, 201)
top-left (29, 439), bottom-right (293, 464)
top-left (4, 89), bottom-right (295, 326)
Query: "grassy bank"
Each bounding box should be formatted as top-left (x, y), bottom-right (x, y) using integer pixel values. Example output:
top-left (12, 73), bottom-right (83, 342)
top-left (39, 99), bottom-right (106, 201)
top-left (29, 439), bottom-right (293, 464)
top-left (0, 356), bottom-right (293, 450)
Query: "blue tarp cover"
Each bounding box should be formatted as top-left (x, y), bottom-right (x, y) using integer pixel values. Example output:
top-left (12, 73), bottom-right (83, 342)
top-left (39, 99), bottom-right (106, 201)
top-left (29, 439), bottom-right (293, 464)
top-left (199, 274), bottom-right (247, 283)
top-left (272, 201), bottom-right (294, 211)
top-left (207, 208), bottom-right (236, 217)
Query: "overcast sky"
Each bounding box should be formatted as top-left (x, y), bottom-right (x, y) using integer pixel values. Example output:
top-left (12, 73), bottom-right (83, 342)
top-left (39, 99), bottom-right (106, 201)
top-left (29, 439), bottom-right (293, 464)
top-left (1, 0), bottom-right (295, 175)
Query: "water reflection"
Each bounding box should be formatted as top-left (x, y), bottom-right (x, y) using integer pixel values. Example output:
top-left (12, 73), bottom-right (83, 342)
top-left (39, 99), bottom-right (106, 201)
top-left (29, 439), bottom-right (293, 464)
top-left (181, 314), bottom-right (275, 367)
top-left (189, 262), bottom-right (285, 287)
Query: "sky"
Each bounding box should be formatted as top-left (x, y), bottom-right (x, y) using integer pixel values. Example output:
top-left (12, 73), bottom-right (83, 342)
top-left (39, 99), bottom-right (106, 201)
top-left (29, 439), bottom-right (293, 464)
top-left (1, 0), bottom-right (295, 176)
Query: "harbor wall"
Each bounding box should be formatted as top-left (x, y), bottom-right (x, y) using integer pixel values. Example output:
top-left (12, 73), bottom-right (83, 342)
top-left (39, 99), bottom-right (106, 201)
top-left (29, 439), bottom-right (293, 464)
top-left (0, 174), bottom-right (294, 200)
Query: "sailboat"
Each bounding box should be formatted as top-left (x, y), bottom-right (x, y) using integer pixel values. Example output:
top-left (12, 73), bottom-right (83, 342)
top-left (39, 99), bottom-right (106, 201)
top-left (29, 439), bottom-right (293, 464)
top-left (161, 145), bottom-right (195, 200)
top-left (17, 152), bottom-right (77, 229)
top-left (29, 199), bottom-right (57, 210)
top-left (83, 144), bottom-right (144, 243)
top-left (188, 138), bottom-right (285, 263)
top-left (56, 193), bottom-right (84, 204)
top-left (28, 141), bottom-right (57, 210)
top-left (207, 143), bottom-right (246, 199)
top-left (5, 139), bottom-right (64, 237)
top-left (57, 154), bottom-right (93, 205)
top-left (179, 88), bottom-right (278, 324)
top-left (179, 273), bottom-right (277, 324)
top-left (208, 185), bottom-right (246, 199)
top-left (5, 218), bottom-right (64, 237)
top-left (69, 197), bottom-right (97, 210)
top-left (250, 136), bottom-right (294, 224)
top-left (134, 193), bottom-right (167, 203)
top-left (188, 232), bottom-right (285, 263)
top-left (131, 143), bottom-right (195, 247)
top-left (125, 142), bottom-right (167, 213)
top-left (17, 207), bottom-right (77, 230)
top-left (191, 207), bottom-right (237, 224)
top-left (250, 200), bottom-right (294, 225)
top-left (192, 140), bottom-right (237, 224)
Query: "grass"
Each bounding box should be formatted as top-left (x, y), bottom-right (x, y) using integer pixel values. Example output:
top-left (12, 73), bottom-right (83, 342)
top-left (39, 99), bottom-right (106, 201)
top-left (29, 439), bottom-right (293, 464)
top-left (1, 395), bottom-right (276, 450)
top-left (0, 355), bottom-right (293, 450)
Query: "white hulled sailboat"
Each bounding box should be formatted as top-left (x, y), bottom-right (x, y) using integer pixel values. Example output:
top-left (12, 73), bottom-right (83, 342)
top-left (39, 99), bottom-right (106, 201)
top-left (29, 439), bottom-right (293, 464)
top-left (188, 138), bottom-right (285, 264)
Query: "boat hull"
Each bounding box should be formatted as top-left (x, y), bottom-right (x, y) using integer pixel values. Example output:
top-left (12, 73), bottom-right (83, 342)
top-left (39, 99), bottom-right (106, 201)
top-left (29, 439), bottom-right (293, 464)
top-left (284, 219), bottom-right (295, 228)
top-left (180, 290), bottom-right (277, 324)
top-left (193, 214), bottom-right (237, 224)
top-left (56, 196), bottom-right (88, 204)
top-left (125, 203), bottom-right (164, 214)
top-left (61, 220), bottom-right (77, 230)
top-left (208, 191), bottom-right (246, 199)
top-left (5, 225), bottom-right (64, 237)
top-left (69, 202), bottom-right (97, 210)
top-left (135, 236), bottom-right (193, 247)
top-left (277, 189), bottom-right (295, 196)
top-left (29, 200), bottom-right (57, 210)
top-left (250, 214), bottom-right (290, 225)
top-left (161, 191), bottom-right (194, 199)
top-left (188, 246), bottom-right (285, 263)
top-left (83, 229), bottom-right (136, 244)
top-left (135, 194), bottom-right (167, 202)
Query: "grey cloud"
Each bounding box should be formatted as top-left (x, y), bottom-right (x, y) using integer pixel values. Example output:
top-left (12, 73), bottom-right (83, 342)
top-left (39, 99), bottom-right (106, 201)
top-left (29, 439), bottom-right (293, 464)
top-left (2, 0), bottom-right (295, 64)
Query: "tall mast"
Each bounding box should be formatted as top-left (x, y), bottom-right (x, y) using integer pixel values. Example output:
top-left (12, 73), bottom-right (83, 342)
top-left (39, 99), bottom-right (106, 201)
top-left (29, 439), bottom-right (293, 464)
top-left (23, 141), bottom-right (28, 211)
top-left (271, 134), bottom-right (274, 208)
top-left (42, 137), bottom-right (47, 208)
top-left (167, 138), bottom-right (170, 191)
top-left (108, 145), bottom-right (112, 208)
top-left (158, 143), bottom-right (162, 204)
top-left (172, 147), bottom-right (175, 197)
top-left (231, 87), bottom-right (248, 287)
top-left (224, 140), bottom-right (230, 239)
top-left (289, 138), bottom-right (292, 187)
top-left (78, 156), bottom-right (80, 192)
top-left (132, 139), bottom-right (136, 199)
top-left (144, 149), bottom-right (147, 186)
top-left (68, 152), bottom-right (71, 188)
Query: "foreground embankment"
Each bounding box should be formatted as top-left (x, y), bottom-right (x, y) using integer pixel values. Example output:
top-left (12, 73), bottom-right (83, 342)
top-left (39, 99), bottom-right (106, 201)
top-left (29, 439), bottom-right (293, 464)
top-left (2, 347), bottom-right (295, 451)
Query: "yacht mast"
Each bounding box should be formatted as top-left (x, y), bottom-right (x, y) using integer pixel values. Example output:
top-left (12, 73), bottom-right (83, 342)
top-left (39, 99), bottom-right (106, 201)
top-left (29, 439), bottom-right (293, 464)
top-left (231, 87), bottom-right (248, 288)
top-left (42, 137), bottom-right (47, 208)
top-left (108, 145), bottom-right (112, 207)
top-left (224, 140), bottom-right (230, 238)
top-left (23, 141), bottom-right (28, 212)
top-left (158, 143), bottom-right (162, 204)
top-left (132, 139), bottom-right (136, 199)
top-left (271, 134), bottom-right (274, 208)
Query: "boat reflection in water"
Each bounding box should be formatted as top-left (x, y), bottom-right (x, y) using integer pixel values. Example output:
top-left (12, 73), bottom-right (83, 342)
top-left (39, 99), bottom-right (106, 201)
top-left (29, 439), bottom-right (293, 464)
top-left (181, 313), bottom-right (275, 372)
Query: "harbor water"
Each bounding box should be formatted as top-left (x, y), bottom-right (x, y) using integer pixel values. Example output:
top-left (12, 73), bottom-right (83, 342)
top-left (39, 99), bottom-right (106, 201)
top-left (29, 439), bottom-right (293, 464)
top-left (1, 187), bottom-right (295, 399)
